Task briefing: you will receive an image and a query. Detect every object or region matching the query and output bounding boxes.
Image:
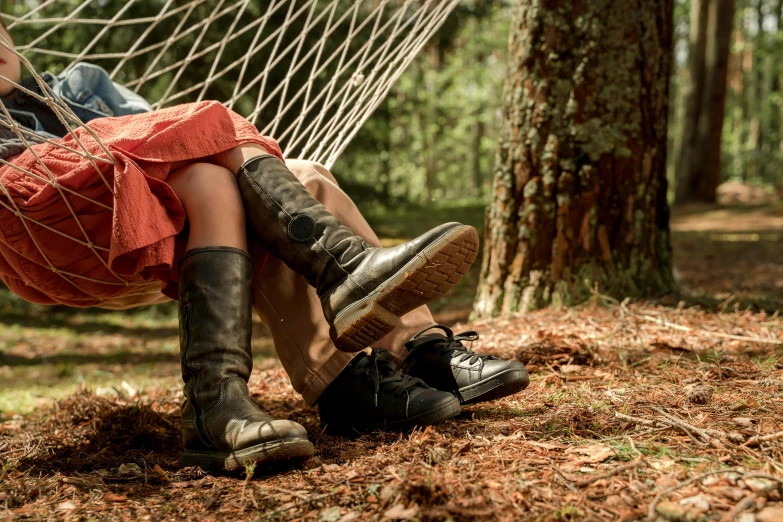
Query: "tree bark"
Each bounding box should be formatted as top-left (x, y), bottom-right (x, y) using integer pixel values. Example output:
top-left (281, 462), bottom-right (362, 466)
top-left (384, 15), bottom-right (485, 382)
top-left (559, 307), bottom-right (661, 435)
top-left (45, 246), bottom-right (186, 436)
top-left (772, 0), bottom-right (783, 183)
top-left (473, 0), bottom-right (675, 318)
top-left (472, 116), bottom-right (486, 196)
top-left (676, 0), bottom-right (735, 203)
top-left (755, 0), bottom-right (767, 181)
top-left (676, 0), bottom-right (709, 203)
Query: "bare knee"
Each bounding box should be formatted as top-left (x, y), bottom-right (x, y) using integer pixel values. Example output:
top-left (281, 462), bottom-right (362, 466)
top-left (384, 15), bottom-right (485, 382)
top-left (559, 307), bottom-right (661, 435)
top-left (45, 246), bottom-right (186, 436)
top-left (285, 160), bottom-right (340, 201)
top-left (168, 162), bottom-right (247, 250)
top-left (168, 163), bottom-right (239, 209)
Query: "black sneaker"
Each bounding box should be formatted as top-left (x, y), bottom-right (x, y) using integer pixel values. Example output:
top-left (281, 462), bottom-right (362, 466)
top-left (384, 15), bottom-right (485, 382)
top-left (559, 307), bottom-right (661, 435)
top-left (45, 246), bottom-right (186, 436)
top-left (318, 349), bottom-right (461, 432)
top-left (401, 325), bottom-right (529, 405)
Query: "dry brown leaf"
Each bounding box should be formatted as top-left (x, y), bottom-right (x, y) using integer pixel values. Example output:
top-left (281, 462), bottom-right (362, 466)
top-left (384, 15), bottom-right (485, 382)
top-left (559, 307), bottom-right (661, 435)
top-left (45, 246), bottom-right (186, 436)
top-left (55, 501), bottom-right (77, 512)
top-left (650, 457), bottom-right (677, 471)
top-left (565, 444), bottom-right (614, 464)
top-left (712, 486), bottom-right (746, 502)
top-left (679, 493), bottom-right (710, 511)
top-left (103, 492), bottom-right (127, 503)
top-left (731, 397), bottom-right (760, 411)
top-left (559, 364), bottom-right (584, 374)
top-left (732, 417), bottom-right (754, 428)
top-left (605, 495), bottom-right (626, 508)
top-left (383, 503), bottom-right (419, 520)
top-left (655, 474), bottom-right (681, 489)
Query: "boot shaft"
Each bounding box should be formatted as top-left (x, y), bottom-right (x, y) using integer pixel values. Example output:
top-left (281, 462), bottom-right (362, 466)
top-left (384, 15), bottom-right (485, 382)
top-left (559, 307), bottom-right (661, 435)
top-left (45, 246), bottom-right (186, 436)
top-left (179, 247), bottom-right (254, 412)
top-left (237, 155), bottom-right (368, 296)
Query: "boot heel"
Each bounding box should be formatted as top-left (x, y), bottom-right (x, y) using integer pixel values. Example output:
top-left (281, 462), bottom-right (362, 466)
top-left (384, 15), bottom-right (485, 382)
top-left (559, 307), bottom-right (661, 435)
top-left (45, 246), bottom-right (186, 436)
top-left (333, 301), bottom-right (399, 352)
top-left (331, 226), bottom-right (478, 352)
top-left (376, 226), bottom-right (478, 314)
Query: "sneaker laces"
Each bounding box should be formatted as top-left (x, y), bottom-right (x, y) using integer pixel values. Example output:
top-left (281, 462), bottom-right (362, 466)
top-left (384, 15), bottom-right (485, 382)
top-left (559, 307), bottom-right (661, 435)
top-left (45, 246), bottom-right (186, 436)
top-left (363, 348), bottom-right (428, 408)
top-left (407, 325), bottom-right (495, 366)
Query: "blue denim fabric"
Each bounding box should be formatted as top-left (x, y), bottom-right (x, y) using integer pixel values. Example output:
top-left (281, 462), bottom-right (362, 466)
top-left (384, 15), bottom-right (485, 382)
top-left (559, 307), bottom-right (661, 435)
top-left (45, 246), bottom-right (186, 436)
top-left (50, 62), bottom-right (153, 118)
top-left (5, 63), bottom-right (152, 138)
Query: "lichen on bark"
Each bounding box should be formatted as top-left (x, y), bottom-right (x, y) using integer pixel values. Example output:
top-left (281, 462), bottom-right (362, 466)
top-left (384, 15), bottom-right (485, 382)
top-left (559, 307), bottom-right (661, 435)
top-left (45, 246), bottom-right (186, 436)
top-left (473, 0), bottom-right (676, 319)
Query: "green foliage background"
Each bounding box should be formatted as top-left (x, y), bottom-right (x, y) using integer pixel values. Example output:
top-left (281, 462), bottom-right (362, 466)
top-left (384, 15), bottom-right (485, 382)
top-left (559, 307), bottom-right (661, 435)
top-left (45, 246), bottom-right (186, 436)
top-left (4, 0), bottom-right (780, 207)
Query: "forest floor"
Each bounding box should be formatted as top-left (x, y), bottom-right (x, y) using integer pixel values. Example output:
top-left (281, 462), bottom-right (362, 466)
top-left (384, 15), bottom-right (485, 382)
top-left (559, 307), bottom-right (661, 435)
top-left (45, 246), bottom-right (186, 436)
top-left (2, 202), bottom-right (783, 521)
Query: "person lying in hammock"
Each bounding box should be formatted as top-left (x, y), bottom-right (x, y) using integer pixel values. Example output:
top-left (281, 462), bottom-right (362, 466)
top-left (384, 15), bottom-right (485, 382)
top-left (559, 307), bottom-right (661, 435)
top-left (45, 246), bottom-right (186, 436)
top-left (0, 19), bottom-right (529, 472)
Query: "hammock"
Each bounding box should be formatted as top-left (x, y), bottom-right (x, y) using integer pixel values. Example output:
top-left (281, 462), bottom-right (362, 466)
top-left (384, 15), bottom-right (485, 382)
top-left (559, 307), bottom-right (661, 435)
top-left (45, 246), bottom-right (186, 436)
top-left (0, 0), bottom-right (459, 303)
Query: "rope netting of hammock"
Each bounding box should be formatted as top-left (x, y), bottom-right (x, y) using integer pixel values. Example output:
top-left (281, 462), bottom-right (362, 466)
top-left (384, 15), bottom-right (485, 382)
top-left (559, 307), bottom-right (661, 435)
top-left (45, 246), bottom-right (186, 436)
top-left (0, 0), bottom-right (459, 306)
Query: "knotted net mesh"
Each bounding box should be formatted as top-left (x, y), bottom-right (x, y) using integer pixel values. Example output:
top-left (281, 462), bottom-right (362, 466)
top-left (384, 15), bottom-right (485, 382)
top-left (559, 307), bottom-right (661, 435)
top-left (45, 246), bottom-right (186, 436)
top-left (0, 0), bottom-right (458, 306)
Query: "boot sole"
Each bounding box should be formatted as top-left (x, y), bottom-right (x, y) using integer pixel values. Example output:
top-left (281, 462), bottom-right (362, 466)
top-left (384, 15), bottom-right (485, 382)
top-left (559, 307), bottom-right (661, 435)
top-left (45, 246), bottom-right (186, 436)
top-left (458, 369), bottom-right (530, 405)
top-left (322, 396), bottom-right (461, 433)
top-left (332, 225), bottom-right (479, 352)
top-left (179, 438), bottom-right (314, 472)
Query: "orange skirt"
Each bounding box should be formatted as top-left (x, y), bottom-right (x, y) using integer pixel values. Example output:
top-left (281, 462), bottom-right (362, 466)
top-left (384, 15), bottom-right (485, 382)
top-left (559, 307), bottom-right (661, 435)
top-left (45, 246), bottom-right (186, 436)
top-left (0, 101), bottom-right (281, 307)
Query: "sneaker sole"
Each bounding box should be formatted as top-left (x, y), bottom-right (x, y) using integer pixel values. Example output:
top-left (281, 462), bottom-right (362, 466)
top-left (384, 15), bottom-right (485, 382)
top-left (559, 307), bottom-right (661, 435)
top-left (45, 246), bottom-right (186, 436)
top-left (179, 438), bottom-right (314, 472)
top-left (322, 396), bottom-right (461, 433)
top-left (458, 369), bottom-right (530, 405)
top-left (332, 225), bottom-right (479, 352)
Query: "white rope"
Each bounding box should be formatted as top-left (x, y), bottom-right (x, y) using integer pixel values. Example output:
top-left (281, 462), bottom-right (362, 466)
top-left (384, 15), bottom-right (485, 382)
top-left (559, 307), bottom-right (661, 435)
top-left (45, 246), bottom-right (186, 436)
top-left (0, 0), bottom-right (458, 302)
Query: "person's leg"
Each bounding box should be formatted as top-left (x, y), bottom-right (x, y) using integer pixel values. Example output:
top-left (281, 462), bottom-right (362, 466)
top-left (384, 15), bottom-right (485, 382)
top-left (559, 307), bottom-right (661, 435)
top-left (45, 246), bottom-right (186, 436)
top-left (208, 144), bottom-right (480, 353)
top-left (243, 160), bottom-right (529, 411)
top-left (167, 162), bottom-right (247, 251)
top-left (167, 162), bottom-right (313, 471)
top-left (250, 160), bottom-right (436, 404)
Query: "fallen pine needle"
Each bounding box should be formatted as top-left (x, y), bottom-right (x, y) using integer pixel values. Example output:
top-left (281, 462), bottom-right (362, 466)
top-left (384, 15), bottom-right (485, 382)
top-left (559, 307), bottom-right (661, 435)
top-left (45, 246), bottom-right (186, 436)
top-left (638, 314), bottom-right (782, 345)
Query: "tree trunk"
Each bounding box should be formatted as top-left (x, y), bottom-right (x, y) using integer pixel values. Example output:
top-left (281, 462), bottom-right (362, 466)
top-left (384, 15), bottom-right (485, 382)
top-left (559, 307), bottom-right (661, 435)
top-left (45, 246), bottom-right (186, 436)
top-left (772, 0), bottom-right (783, 183)
top-left (422, 45), bottom-right (441, 204)
top-left (472, 116), bottom-right (486, 196)
top-left (694, 0), bottom-right (736, 199)
top-left (676, 0), bottom-right (710, 203)
top-left (473, 0), bottom-right (675, 318)
top-left (755, 0), bottom-right (767, 181)
top-left (676, 0), bottom-right (736, 204)
top-left (730, 6), bottom-right (745, 180)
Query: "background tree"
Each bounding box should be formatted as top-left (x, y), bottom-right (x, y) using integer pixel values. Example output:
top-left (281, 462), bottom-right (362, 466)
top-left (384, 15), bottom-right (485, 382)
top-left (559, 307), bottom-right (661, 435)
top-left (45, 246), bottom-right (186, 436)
top-left (473, 0), bottom-right (676, 318)
top-left (676, 0), bottom-right (736, 203)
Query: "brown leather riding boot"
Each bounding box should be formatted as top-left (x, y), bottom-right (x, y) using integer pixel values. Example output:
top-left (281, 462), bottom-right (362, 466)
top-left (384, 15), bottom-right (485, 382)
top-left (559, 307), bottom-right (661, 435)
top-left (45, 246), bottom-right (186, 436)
top-left (178, 247), bottom-right (313, 471)
top-left (237, 155), bottom-right (479, 352)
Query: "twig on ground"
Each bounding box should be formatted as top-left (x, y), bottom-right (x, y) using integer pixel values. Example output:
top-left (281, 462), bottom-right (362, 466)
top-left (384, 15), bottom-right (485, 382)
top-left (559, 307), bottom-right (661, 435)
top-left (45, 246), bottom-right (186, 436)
top-left (625, 436), bottom-right (643, 458)
top-left (650, 407), bottom-right (727, 445)
top-left (719, 491), bottom-right (764, 522)
top-left (614, 412), bottom-right (665, 428)
top-left (744, 431), bottom-right (783, 447)
top-left (744, 473), bottom-right (783, 485)
top-left (719, 481), bottom-right (781, 522)
top-left (616, 410), bottom-right (715, 446)
top-left (61, 477), bottom-right (99, 489)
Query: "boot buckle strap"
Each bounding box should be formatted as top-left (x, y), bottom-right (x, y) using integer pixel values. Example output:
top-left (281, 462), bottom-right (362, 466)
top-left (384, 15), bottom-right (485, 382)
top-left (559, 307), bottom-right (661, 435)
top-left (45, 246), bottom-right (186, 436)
top-left (288, 214), bottom-right (316, 242)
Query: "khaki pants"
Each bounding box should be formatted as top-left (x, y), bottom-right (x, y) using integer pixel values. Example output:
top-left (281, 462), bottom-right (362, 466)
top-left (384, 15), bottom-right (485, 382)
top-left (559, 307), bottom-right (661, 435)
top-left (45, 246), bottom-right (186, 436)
top-left (251, 160), bottom-right (436, 405)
